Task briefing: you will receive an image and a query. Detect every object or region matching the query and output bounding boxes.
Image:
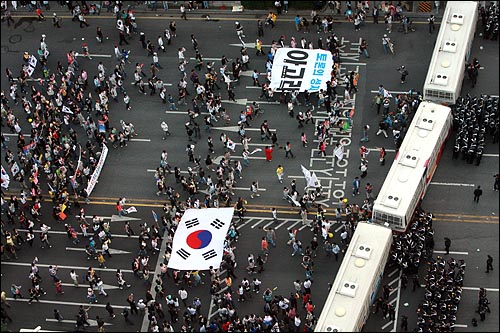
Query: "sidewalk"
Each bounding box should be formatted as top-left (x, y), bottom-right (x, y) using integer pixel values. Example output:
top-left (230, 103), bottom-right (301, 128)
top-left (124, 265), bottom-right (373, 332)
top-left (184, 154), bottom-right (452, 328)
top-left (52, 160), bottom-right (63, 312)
top-left (6, 1), bottom-right (445, 21)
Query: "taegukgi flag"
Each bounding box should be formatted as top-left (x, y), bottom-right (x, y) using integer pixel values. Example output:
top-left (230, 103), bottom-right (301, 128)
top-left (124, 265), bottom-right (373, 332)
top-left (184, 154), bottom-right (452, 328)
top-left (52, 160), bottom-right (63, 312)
top-left (168, 208), bottom-right (234, 270)
top-left (269, 48), bottom-right (334, 93)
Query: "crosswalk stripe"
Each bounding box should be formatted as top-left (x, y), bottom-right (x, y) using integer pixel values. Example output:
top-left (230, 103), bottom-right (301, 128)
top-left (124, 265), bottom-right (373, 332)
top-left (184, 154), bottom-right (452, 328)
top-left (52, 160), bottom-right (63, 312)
top-left (250, 219), bottom-right (266, 229)
top-left (288, 221), bottom-right (301, 229)
top-left (262, 220), bottom-right (276, 229)
top-left (236, 218), bottom-right (255, 230)
top-left (275, 220), bottom-right (289, 230)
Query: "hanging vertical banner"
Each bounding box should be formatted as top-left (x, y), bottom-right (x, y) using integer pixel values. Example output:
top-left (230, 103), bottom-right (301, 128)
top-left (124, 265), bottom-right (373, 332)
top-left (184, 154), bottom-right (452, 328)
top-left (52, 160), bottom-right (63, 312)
top-left (168, 208), bottom-right (234, 270)
top-left (85, 144), bottom-right (108, 197)
top-left (269, 48), bottom-right (334, 93)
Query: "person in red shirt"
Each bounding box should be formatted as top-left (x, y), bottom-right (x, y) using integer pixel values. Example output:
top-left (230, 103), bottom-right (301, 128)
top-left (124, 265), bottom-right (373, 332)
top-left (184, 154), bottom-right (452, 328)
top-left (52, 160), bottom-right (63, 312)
top-left (265, 146), bottom-right (273, 162)
top-left (36, 8), bottom-right (45, 21)
top-left (318, 141), bottom-right (327, 157)
top-left (302, 293), bottom-right (310, 308)
top-left (261, 237), bottom-right (268, 255)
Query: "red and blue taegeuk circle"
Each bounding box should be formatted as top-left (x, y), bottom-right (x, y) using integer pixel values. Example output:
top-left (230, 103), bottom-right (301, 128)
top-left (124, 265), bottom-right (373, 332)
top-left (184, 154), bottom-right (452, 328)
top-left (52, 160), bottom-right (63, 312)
top-left (186, 230), bottom-right (212, 249)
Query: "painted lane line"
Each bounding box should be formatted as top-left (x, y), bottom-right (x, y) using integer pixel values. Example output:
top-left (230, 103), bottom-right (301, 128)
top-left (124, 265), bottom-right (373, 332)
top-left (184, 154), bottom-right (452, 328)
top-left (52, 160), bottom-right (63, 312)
top-left (7, 297), bottom-right (127, 308)
top-left (16, 229), bottom-right (139, 239)
top-left (461, 287), bottom-right (499, 292)
top-left (130, 138), bottom-right (151, 142)
top-left (66, 247), bottom-right (130, 255)
top-left (430, 182), bottom-right (475, 187)
top-left (433, 250), bottom-right (469, 255)
top-left (288, 221), bottom-right (301, 229)
top-left (2, 261), bottom-right (134, 273)
top-left (233, 186), bottom-right (267, 192)
top-left (61, 283), bottom-right (119, 290)
top-left (46, 319), bottom-right (112, 326)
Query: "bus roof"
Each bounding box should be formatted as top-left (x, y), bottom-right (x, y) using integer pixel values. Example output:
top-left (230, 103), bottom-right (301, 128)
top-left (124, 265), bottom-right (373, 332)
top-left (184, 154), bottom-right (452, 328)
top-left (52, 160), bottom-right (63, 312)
top-left (315, 223), bottom-right (393, 332)
top-left (424, 1), bottom-right (478, 103)
top-left (373, 102), bottom-right (452, 226)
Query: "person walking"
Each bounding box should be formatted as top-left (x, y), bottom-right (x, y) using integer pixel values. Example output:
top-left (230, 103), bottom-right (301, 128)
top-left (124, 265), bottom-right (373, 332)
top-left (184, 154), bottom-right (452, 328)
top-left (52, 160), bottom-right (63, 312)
top-left (276, 165), bottom-right (284, 183)
top-left (474, 185), bottom-right (483, 203)
top-left (121, 307), bottom-right (133, 324)
top-left (285, 141), bottom-right (294, 159)
top-left (428, 14), bottom-right (435, 34)
top-left (54, 309), bottom-right (64, 322)
top-left (493, 174), bottom-right (499, 191)
top-left (401, 315), bottom-right (408, 331)
top-left (127, 293), bottom-right (138, 314)
top-left (332, 242), bottom-right (341, 261)
top-left (444, 237), bottom-right (451, 254)
top-left (106, 302), bottom-right (116, 318)
top-left (397, 65), bottom-right (408, 84)
top-left (486, 255), bottom-right (494, 273)
top-left (352, 176), bottom-right (361, 196)
top-left (412, 275), bottom-right (419, 292)
top-left (360, 124), bottom-right (370, 142)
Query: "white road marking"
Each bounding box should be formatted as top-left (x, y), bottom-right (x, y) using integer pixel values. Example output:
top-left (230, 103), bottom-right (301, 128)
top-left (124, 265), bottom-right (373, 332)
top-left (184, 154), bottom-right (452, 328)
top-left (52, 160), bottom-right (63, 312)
top-left (433, 250), bottom-right (469, 255)
top-left (430, 182), bottom-right (475, 187)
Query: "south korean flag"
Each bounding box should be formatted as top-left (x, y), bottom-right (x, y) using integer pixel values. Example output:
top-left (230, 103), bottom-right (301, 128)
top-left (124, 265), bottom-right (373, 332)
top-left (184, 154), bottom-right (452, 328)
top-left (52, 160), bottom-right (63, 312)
top-left (168, 208), bottom-right (234, 270)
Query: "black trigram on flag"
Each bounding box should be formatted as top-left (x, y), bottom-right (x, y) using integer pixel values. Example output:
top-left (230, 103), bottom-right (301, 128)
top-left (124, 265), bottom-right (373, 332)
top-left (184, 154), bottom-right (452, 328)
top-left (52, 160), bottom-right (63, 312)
top-left (202, 249), bottom-right (217, 261)
top-left (177, 248), bottom-right (191, 260)
top-left (185, 218), bottom-right (200, 229)
top-left (210, 218), bottom-right (225, 230)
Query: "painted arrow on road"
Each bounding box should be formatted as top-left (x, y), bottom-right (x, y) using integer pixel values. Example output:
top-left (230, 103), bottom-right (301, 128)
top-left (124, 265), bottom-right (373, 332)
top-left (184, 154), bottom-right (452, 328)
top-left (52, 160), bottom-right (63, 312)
top-left (46, 319), bottom-right (112, 326)
top-left (66, 247), bottom-right (131, 255)
top-left (61, 283), bottom-right (120, 290)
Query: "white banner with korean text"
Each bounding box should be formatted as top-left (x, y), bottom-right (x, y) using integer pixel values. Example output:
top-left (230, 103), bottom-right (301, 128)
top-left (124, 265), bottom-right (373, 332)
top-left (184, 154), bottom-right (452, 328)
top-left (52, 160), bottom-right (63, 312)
top-left (85, 144), bottom-right (108, 197)
top-left (168, 208), bottom-right (234, 270)
top-left (269, 48), bottom-right (334, 93)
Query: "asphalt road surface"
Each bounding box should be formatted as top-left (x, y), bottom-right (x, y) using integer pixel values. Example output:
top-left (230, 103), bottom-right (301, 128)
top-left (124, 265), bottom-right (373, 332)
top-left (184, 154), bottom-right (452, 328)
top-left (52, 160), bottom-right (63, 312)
top-left (1, 3), bottom-right (498, 332)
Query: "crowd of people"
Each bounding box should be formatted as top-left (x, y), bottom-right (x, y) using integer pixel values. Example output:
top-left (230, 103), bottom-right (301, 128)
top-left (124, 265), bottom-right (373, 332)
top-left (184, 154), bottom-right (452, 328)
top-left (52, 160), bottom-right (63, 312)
top-left (1, 1), bottom-right (494, 332)
top-left (452, 94), bottom-right (499, 165)
top-left (415, 256), bottom-right (465, 332)
top-left (480, 2), bottom-right (499, 41)
top-left (389, 209), bottom-right (435, 275)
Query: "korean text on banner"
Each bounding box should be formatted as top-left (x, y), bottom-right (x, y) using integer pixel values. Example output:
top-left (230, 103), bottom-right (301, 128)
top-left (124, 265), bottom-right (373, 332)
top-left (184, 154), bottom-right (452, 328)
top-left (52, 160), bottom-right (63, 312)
top-left (168, 208), bottom-right (234, 270)
top-left (269, 48), bottom-right (333, 93)
top-left (85, 144), bottom-right (109, 197)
